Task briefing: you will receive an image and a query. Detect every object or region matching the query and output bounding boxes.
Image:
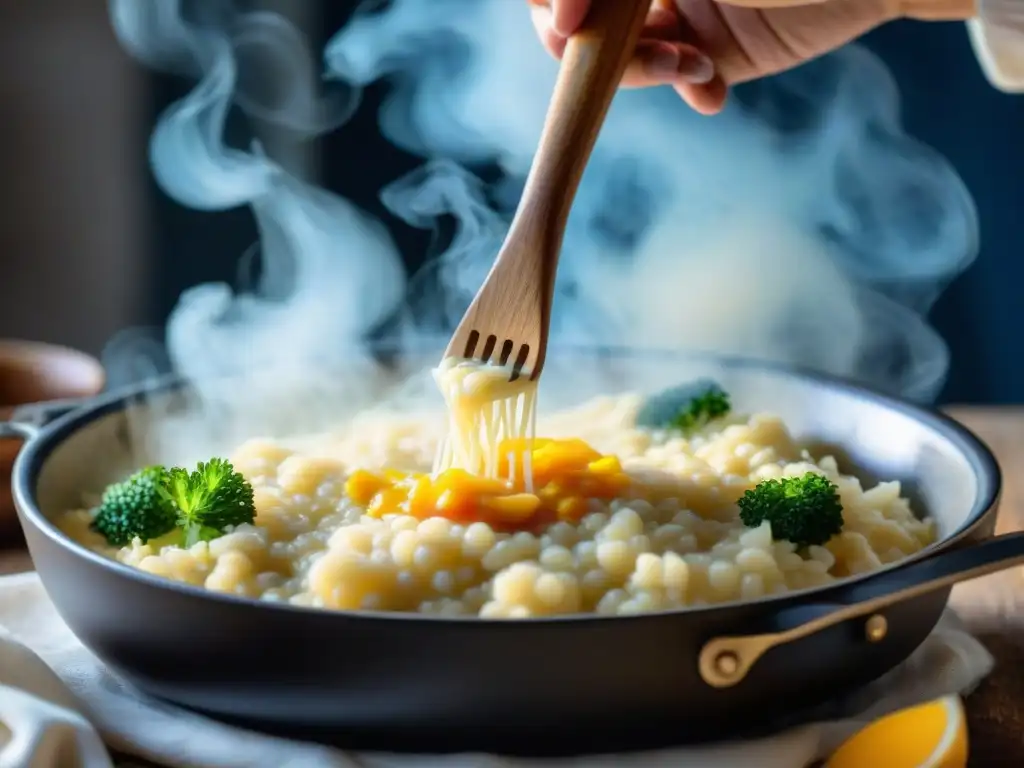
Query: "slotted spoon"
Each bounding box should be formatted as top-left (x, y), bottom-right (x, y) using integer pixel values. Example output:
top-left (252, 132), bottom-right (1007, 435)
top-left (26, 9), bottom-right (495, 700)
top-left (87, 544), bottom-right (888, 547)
top-left (441, 0), bottom-right (651, 381)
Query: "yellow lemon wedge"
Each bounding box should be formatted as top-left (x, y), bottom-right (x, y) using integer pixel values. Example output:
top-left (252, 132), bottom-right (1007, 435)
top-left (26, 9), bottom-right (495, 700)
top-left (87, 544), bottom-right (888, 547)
top-left (826, 695), bottom-right (968, 768)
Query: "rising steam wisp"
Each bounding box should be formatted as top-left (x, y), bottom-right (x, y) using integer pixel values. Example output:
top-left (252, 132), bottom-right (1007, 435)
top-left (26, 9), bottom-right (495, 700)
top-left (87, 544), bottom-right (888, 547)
top-left (327, 0), bottom-right (977, 401)
top-left (106, 0), bottom-right (979, 463)
top-left (108, 0), bottom-right (410, 459)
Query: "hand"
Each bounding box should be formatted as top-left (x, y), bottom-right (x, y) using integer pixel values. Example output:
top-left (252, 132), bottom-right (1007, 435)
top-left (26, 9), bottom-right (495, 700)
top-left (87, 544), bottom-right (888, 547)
top-left (529, 1), bottom-right (971, 115)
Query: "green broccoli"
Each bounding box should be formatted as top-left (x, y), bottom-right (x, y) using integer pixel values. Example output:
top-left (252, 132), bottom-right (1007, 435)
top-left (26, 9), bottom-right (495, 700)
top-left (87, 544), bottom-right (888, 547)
top-left (636, 379), bottom-right (733, 432)
top-left (162, 458), bottom-right (256, 547)
top-left (737, 472), bottom-right (844, 548)
top-left (91, 466), bottom-right (178, 546)
top-left (667, 385), bottom-right (731, 433)
top-left (91, 458), bottom-right (256, 548)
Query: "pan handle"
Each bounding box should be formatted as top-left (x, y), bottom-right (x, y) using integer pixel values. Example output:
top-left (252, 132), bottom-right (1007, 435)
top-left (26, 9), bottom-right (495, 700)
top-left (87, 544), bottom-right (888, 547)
top-left (698, 530), bottom-right (1024, 688)
top-left (0, 398), bottom-right (91, 441)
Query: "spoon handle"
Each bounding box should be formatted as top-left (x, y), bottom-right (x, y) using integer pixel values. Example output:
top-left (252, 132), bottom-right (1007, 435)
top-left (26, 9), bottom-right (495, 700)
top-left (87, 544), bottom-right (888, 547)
top-left (510, 0), bottom-right (650, 242)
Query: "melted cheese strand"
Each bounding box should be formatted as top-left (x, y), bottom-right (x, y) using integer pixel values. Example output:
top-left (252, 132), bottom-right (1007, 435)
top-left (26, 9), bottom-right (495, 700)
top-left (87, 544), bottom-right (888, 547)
top-left (433, 358), bottom-right (538, 484)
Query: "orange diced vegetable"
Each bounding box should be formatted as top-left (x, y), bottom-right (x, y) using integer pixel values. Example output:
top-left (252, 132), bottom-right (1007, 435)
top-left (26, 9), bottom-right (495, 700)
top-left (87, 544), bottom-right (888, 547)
top-left (345, 438), bottom-right (629, 530)
top-left (482, 493), bottom-right (542, 523)
top-left (538, 483), bottom-right (563, 501)
top-left (434, 468), bottom-right (509, 497)
top-left (367, 486), bottom-right (407, 518)
top-left (587, 456), bottom-right (621, 475)
top-left (407, 475), bottom-right (439, 519)
top-left (435, 488), bottom-right (482, 522)
top-left (345, 470), bottom-right (391, 505)
top-left (556, 496), bottom-right (589, 522)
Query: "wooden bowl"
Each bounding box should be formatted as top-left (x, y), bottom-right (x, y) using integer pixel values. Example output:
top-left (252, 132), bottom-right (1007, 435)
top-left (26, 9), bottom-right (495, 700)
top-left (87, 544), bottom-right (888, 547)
top-left (0, 340), bottom-right (104, 543)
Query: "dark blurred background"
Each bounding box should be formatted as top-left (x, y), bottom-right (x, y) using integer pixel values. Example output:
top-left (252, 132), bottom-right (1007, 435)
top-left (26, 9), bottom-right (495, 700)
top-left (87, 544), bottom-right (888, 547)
top-left (0, 2), bottom-right (1021, 404)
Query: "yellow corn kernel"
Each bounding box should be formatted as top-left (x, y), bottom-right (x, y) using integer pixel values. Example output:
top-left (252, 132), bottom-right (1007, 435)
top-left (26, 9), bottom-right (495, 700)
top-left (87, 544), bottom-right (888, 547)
top-left (436, 486), bottom-right (493, 522)
top-left (538, 483), bottom-right (564, 501)
top-left (433, 488), bottom-right (474, 521)
top-left (556, 496), bottom-right (588, 522)
top-left (538, 438), bottom-right (599, 460)
top-left (482, 493), bottom-right (542, 522)
top-left (498, 438), bottom-right (552, 455)
top-left (345, 470), bottom-right (391, 505)
top-left (531, 439), bottom-right (600, 475)
top-left (367, 487), bottom-right (407, 518)
top-left (434, 468), bottom-right (509, 497)
top-left (407, 475), bottom-right (438, 519)
top-left (587, 456), bottom-right (622, 475)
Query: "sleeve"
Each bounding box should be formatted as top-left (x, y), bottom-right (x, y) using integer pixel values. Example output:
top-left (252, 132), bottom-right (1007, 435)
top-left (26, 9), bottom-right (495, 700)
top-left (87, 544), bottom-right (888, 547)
top-left (970, 0), bottom-right (1024, 92)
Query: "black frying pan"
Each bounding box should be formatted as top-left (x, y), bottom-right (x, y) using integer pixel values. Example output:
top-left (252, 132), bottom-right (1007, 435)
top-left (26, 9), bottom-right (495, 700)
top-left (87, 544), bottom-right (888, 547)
top-left (0, 351), bottom-right (1015, 756)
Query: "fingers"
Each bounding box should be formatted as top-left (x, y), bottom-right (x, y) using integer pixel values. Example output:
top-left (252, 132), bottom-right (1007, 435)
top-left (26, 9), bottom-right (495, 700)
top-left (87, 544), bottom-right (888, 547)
top-left (615, 2), bottom-right (726, 113)
top-left (527, 0), bottom-right (591, 50)
top-left (622, 40), bottom-right (715, 89)
top-left (528, 0), bottom-right (726, 115)
top-left (529, 2), bottom-right (715, 87)
top-left (674, 76), bottom-right (729, 115)
top-left (550, 0), bottom-right (591, 36)
top-left (529, 1), bottom-right (568, 58)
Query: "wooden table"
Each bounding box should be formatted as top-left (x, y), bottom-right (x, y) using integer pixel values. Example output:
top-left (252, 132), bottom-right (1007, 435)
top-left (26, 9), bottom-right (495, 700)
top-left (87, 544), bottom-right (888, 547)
top-left (934, 408), bottom-right (1024, 766)
top-left (1, 406), bottom-right (1022, 766)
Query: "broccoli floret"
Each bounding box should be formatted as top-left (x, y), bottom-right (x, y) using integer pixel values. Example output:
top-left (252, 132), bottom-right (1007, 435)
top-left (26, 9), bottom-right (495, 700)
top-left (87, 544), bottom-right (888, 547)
top-left (667, 385), bottom-right (731, 433)
top-left (636, 379), bottom-right (733, 433)
top-left (90, 458), bottom-right (256, 549)
top-left (162, 458), bottom-right (256, 547)
top-left (91, 466), bottom-right (178, 546)
top-left (737, 472), bottom-right (844, 548)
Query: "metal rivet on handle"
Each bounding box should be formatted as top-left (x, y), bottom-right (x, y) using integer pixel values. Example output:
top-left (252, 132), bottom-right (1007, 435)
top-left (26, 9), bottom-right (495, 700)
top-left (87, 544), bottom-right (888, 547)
top-left (714, 651), bottom-right (740, 677)
top-left (864, 614), bottom-right (888, 643)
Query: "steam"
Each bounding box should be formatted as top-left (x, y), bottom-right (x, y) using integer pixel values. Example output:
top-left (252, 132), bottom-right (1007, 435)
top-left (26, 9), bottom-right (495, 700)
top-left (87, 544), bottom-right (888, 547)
top-left (108, 0), bottom-right (407, 445)
top-left (106, 0), bottom-right (978, 455)
top-left (326, 0), bottom-right (976, 399)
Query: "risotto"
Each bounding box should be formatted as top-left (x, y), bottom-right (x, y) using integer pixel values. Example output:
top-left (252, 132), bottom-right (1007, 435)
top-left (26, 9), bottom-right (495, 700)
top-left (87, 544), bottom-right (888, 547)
top-left (57, 391), bottom-right (937, 617)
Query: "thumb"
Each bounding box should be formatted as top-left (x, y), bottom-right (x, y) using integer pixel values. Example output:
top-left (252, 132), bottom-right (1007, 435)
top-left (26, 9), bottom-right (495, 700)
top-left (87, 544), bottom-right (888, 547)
top-left (549, 0), bottom-right (592, 36)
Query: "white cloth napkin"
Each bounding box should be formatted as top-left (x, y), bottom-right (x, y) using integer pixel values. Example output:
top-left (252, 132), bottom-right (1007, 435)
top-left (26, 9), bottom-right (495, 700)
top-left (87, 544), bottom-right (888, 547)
top-left (0, 571), bottom-right (994, 768)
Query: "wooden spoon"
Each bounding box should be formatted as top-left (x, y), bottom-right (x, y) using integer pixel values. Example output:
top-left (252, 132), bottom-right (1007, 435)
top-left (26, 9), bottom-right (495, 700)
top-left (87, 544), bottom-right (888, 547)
top-left (441, 0), bottom-right (651, 381)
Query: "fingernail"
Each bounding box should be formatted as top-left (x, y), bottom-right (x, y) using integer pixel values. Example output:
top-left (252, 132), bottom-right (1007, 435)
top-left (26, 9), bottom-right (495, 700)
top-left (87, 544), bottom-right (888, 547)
top-left (644, 46), bottom-right (716, 85)
top-left (644, 47), bottom-right (681, 80)
top-left (680, 53), bottom-right (715, 85)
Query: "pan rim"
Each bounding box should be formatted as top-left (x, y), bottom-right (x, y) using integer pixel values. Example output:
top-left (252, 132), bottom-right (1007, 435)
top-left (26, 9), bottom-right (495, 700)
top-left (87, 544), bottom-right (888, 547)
top-left (10, 346), bottom-right (1003, 626)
